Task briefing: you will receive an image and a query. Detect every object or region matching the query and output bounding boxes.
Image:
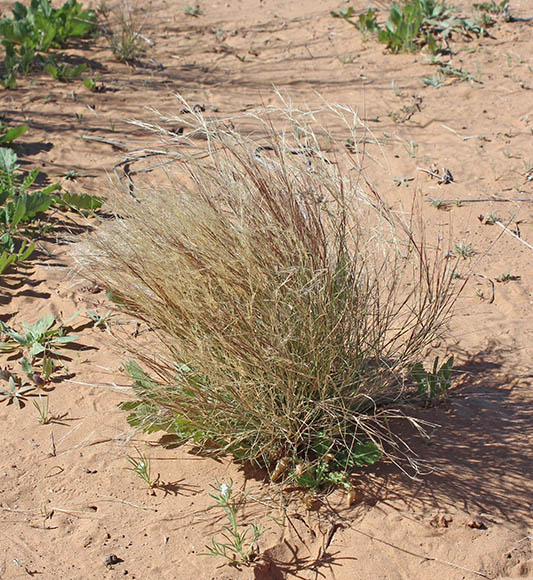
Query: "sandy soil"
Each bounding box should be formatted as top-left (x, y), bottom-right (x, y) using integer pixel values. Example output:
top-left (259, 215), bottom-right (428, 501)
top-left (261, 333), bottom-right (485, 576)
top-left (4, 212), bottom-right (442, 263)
top-left (0, 0), bottom-right (532, 578)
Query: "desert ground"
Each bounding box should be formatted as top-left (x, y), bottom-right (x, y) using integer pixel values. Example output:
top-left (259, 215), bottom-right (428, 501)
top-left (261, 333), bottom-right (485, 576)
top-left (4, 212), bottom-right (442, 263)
top-left (0, 0), bottom-right (532, 578)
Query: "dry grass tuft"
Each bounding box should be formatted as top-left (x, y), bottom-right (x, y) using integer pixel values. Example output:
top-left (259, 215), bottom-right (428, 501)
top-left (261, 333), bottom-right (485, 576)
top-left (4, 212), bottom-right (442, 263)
top-left (80, 99), bottom-right (462, 480)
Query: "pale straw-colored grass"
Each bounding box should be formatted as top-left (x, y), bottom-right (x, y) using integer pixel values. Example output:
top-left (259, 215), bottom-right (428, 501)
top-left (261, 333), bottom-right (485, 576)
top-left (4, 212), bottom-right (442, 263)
top-left (80, 99), bottom-right (461, 476)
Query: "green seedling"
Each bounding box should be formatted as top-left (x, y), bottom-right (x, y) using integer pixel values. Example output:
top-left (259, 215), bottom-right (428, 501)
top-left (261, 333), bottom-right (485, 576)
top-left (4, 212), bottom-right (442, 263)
top-left (125, 447), bottom-right (156, 487)
top-left (473, 0), bottom-right (508, 14)
top-left (0, 313), bottom-right (78, 362)
top-left (83, 75), bottom-right (105, 92)
top-left (0, 122), bottom-right (28, 145)
top-left (32, 394), bottom-right (51, 423)
top-left (0, 374), bottom-right (35, 408)
top-left (423, 73), bottom-right (446, 88)
top-left (289, 434), bottom-right (381, 492)
top-left (480, 212), bottom-right (499, 225)
top-left (438, 64), bottom-right (482, 84)
top-left (495, 271), bottom-right (520, 283)
top-left (22, 353), bottom-right (56, 386)
top-left (429, 198), bottom-right (446, 209)
top-left (201, 480), bottom-right (262, 567)
top-left (0, 149), bottom-right (60, 235)
top-left (0, 240), bottom-right (35, 275)
top-left (44, 60), bottom-right (86, 82)
top-left (393, 176), bottom-right (414, 187)
top-left (454, 241), bottom-right (475, 258)
top-left (410, 356), bottom-right (454, 405)
top-left (184, 4), bottom-right (201, 17)
top-left (86, 309), bottom-right (112, 329)
top-left (62, 169), bottom-right (79, 180)
top-left (345, 138), bottom-right (357, 153)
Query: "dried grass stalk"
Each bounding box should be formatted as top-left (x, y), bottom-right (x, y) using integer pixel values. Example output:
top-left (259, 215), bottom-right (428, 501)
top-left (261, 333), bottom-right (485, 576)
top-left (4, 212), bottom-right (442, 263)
top-left (79, 100), bottom-right (461, 475)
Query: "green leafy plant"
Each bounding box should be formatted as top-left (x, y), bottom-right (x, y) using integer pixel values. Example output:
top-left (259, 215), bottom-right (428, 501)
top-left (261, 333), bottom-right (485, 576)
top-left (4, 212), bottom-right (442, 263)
top-left (424, 63), bottom-right (481, 87)
top-left (429, 197), bottom-right (446, 208)
top-left (0, 0), bottom-right (97, 87)
top-left (454, 240), bottom-right (475, 258)
top-left (473, 0), bottom-right (508, 14)
top-left (0, 313), bottom-right (78, 361)
top-left (84, 103), bottom-right (461, 480)
top-left (333, 0), bottom-right (490, 55)
top-left (495, 270), bottom-right (520, 283)
top-left (0, 122), bottom-right (29, 145)
top-left (0, 374), bottom-right (35, 407)
top-left (83, 75), bottom-right (104, 92)
top-left (184, 4), bottom-right (201, 17)
top-left (125, 447), bottom-right (156, 487)
top-left (62, 169), bottom-right (78, 180)
top-left (201, 480), bottom-right (262, 567)
top-left (44, 58), bottom-right (86, 81)
top-left (410, 356), bottom-right (454, 405)
top-left (290, 434), bottom-right (381, 491)
top-left (85, 309), bottom-right (112, 329)
top-left (0, 147), bottom-right (104, 275)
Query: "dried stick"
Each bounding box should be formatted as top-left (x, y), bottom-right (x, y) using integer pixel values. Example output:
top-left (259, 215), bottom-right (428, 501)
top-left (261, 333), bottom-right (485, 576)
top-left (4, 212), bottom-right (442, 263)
top-left (495, 220), bottom-right (533, 251)
top-left (426, 198), bottom-right (533, 204)
top-left (80, 134), bottom-right (132, 150)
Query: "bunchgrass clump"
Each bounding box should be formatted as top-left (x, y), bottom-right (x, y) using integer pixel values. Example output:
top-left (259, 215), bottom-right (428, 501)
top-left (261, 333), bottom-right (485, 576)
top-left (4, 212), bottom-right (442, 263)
top-left (81, 101), bottom-right (461, 481)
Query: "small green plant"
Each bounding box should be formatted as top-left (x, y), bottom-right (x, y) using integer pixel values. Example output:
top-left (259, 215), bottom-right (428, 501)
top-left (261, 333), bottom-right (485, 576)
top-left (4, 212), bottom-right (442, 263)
top-left (333, 0), bottom-right (489, 55)
top-left (0, 374), bottom-right (35, 407)
top-left (473, 0), bottom-right (509, 14)
top-left (32, 394), bottom-right (51, 423)
top-left (86, 309), bottom-right (112, 329)
top-left (184, 4), bottom-right (201, 17)
top-left (481, 212), bottom-right (499, 225)
top-left (393, 175), bottom-right (414, 187)
top-left (0, 238), bottom-right (35, 275)
top-left (0, 0), bottom-right (97, 87)
top-left (289, 435), bottom-right (381, 491)
top-left (495, 270), bottom-right (520, 283)
top-left (44, 59), bottom-right (86, 82)
top-left (62, 169), bottom-right (79, 180)
top-left (201, 480), bottom-right (262, 567)
top-left (410, 356), bottom-right (454, 405)
top-left (125, 446), bottom-right (156, 487)
top-left (454, 240), bottom-right (475, 258)
top-left (0, 313), bottom-right (79, 361)
top-left (83, 75), bottom-right (104, 92)
top-left (103, 1), bottom-right (145, 63)
top-left (0, 122), bottom-right (29, 146)
top-left (429, 197), bottom-right (446, 209)
top-left (437, 64), bottom-right (481, 84)
top-left (423, 73), bottom-right (446, 88)
top-left (0, 147), bottom-right (104, 275)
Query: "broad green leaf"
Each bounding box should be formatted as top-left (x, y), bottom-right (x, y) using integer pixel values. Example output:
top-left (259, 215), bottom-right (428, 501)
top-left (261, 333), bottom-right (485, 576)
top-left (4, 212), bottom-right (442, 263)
top-left (50, 335), bottom-right (78, 344)
top-left (0, 124), bottom-right (28, 145)
top-left (53, 192), bottom-right (104, 210)
top-left (0, 148), bottom-right (18, 174)
top-left (29, 342), bottom-right (46, 356)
